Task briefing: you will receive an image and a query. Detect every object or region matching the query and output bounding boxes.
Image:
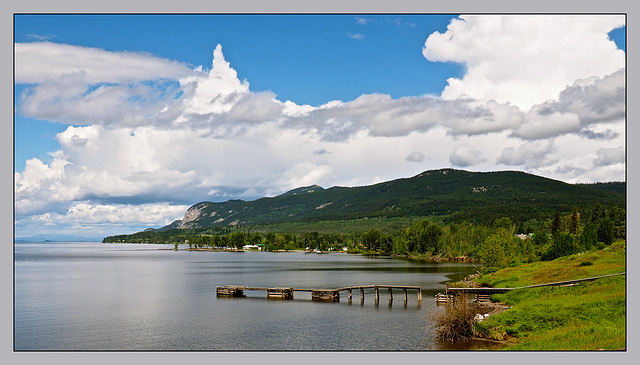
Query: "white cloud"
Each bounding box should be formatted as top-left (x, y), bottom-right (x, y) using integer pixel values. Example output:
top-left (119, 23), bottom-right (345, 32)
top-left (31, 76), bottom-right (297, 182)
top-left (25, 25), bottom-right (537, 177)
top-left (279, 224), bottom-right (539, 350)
top-left (593, 146), bottom-right (625, 167)
top-left (64, 202), bottom-right (189, 225)
top-left (511, 68), bottom-right (625, 140)
top-left (449, 144), bottom-right (487, 167)
top-left (14, 16), bottom-right (627, 238)
top-left (288, 93), bottom-right (525, 141)
top-left (497, 140), bottom-right (557, 169)
top-left (405, 151), bottom-right (425, 163)
top-left (511, 109), bottom-right (581, 140)
top-left (15, 42), bottom-right (193, 84)
top-left (355, 17), bottom-right (371, 25)
top-left (179, 44), bottom-right (250, 115)
top-left (423, 15), bottom-right (625, 111)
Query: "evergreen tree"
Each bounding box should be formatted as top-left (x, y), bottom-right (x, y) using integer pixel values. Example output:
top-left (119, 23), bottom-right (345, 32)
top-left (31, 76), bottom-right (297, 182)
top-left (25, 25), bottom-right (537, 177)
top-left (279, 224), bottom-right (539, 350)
top-left (590, 203), bottom-right (606, 223)
top-left (597, 217), bottom-right (615, 245)
top-left (579, 221), bottom-right (598, 250)
top-left (569, 207), bottom-right (580, 234)
top-left (532, 229), bottom-right (549, 247)
top-left (551, 212), bottom-right (561, 234)
top-left (542, 232), bottom-right (577, 261)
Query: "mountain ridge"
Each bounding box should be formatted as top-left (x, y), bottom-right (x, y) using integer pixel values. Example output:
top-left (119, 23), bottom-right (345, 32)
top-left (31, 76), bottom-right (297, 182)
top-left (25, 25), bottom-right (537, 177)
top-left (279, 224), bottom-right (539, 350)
top-left (153, 168), bottom-right (625, 231)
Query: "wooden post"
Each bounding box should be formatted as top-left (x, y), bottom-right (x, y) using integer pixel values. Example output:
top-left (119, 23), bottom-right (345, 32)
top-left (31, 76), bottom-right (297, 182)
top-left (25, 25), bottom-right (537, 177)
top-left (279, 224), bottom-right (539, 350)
top-left (388, 287), bottom-right (393, 302)
top-left (375, 287), bottom-right (379, 303)
top-left (360, 287), bottom-right (365, 303)
top-left (403, 288), bottom-right (408, 303)
top-left (348, 288), bottom-right (352, 300)
top-left (417, 288), bottom-right (422, 302)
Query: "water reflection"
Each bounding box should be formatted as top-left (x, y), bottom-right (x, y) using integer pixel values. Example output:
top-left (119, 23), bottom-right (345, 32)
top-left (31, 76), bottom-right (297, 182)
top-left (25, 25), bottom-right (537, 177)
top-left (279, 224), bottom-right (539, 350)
top-left (15, 242), bottom-right (479, 351)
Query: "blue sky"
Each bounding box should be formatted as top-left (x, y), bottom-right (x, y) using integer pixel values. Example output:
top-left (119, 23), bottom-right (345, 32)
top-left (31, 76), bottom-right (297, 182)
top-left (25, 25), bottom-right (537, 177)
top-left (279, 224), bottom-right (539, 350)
top-left (15, 14), bottom-right (464, 166)
top-left (14, 14), bottom-right (626, 239)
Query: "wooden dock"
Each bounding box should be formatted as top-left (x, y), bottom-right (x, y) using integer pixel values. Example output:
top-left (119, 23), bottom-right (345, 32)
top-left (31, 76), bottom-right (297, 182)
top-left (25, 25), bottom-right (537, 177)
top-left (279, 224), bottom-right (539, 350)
top-left (217, 284), bottom-right (422, 304)
top-left (436, 272), bottom-right (626, 303)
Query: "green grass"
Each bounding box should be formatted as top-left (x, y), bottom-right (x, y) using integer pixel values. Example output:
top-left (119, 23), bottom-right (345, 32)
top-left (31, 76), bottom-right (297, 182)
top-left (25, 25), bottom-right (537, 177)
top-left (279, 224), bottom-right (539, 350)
top-left (474, 241), bottom-right (626, 350)
top-left (478, 241), bottom-right (626, 287)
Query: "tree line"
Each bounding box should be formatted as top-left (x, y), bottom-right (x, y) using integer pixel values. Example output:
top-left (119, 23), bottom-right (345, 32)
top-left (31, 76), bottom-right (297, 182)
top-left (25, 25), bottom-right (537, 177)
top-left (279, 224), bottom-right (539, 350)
top-left (103, 202), bottom-right (625, 271)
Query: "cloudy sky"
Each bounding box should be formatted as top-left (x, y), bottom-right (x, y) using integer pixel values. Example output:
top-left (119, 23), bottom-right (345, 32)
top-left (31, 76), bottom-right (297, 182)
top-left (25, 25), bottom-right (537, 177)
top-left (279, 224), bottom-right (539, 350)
top-left (14, 14), bottom-right (626, 239)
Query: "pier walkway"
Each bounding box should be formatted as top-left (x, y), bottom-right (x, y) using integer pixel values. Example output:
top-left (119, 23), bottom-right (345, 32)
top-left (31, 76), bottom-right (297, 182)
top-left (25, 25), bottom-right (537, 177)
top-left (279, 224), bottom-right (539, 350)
top-left (437, 272), bottom-right (626, 303)
top-left (217, 284), bottom-right (422, 304)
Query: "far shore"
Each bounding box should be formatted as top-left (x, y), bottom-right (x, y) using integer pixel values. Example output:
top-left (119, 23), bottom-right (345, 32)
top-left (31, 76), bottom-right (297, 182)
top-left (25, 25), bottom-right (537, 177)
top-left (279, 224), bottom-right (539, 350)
top-left (157, 245), bottom-right (480, 263)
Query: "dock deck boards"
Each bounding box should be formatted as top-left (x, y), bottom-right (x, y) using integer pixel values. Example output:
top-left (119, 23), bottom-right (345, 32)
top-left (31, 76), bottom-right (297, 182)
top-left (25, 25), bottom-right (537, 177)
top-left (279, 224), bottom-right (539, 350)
top-left (216, 284), bottom-right (423, 303)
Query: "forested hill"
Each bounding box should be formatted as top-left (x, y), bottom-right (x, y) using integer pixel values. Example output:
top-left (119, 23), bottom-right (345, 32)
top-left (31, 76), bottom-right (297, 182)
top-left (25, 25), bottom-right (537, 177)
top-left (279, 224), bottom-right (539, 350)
top-left (151, 169), bottom-right (625, 231)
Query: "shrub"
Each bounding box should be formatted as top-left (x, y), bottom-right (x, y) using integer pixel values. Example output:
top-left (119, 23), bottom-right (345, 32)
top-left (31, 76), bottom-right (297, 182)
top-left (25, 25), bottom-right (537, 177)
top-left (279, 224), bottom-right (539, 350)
top-left (430, 294), bottom-right (479, 341)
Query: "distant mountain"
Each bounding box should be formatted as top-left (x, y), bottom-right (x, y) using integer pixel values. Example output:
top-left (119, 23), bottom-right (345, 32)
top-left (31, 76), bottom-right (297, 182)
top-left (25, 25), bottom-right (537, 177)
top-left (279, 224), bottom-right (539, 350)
top-left (157, 168), bottom-right (625, 231)
top-left (15, 234), bottom-right (104, 242)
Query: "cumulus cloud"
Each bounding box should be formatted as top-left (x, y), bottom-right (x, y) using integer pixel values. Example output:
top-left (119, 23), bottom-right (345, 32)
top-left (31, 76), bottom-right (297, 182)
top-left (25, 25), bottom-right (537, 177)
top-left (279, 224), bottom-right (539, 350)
top-left (593, 146), bottom-right (625, 167)
top-left (405, 151), bottom-right (425, 163)
top-left (511, 109), bottom-right (581, 140)
top-left (578, 128), bottom-right (620, 141)
top-left (61, 202), bottom-right (189, 225)
top-left (423, 15), bottom-right (625, 111)
top-left (511, 68), bottom-right (625, 140)
top-left (14, 15), bottom-right (627, 238)
top-left (449, 144), bottom-right (487, 167)
top-left (288, 93), bottom-right (525, 142)
top-left (17, 42), bottom-right (528, 141)
top-left (497, 140), bottom-right (557, 169)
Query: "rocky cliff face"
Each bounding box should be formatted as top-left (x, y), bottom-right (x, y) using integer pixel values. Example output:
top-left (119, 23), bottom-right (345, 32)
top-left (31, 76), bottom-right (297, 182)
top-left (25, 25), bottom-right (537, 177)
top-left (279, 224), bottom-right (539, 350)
top-left (177, 203), bottom-right (207, 229)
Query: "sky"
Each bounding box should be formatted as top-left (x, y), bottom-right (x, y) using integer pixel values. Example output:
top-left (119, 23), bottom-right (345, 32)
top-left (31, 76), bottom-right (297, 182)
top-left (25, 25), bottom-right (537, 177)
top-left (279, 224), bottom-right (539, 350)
top-left (14, 14), bottom-right (626, 239)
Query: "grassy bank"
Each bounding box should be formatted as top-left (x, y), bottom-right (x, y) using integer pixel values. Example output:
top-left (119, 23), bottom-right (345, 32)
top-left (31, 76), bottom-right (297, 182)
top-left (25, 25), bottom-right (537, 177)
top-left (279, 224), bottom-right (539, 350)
top-left (474, 241), bottom-right (626, 350)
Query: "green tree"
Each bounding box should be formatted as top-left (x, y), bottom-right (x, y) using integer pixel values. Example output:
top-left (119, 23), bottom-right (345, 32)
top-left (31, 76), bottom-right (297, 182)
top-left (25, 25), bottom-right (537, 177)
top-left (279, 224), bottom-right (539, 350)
top-left (597, 217), bottom-right (615, 245)
top-left (542, 232), bottom-right (577, 261)
top-left (550, 212), bottom-right (562, 234)
top-left (590, 203), bottom-right (606, 223)
top-left (579, 221), bottom-right (598, 251)
top-left (392, 237), bottom-right (409, 256)
top-left (481, 232), bottom-right (508, 272)
top-left (569, 207), bottom-right (580, 234)
top-left (363, 229), bottom-right (382, 251)
top-left (532, 229), bottom-right (549, 247)
top-left (608, 207), bottom-right (626, 239)
top-left (493, 217), bottom-right (513, 232)
top-left (421, 223), bottom-right (443, 254)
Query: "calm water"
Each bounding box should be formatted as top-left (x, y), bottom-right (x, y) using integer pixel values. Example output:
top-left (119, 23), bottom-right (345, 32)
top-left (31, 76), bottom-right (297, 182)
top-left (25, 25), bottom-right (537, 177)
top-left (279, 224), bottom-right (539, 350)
top-left (14, 242), bottom-right (480, 351)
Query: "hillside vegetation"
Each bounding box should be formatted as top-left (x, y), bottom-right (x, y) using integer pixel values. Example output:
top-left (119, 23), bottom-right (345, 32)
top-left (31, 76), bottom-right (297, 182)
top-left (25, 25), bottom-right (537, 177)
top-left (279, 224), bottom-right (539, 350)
top-left (147, 169), bottom-right (625, 231)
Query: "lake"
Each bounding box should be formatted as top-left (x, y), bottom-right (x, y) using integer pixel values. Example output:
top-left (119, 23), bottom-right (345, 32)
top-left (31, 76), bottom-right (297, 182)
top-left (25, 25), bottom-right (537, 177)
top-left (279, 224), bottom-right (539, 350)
top-left (14, 242), bottom-right (482, 351)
